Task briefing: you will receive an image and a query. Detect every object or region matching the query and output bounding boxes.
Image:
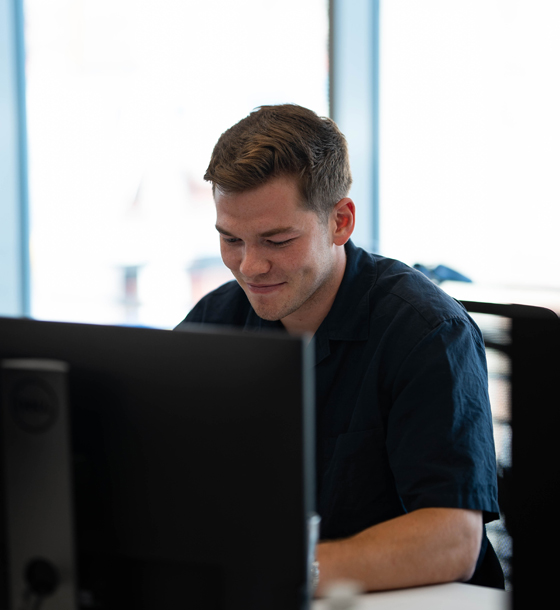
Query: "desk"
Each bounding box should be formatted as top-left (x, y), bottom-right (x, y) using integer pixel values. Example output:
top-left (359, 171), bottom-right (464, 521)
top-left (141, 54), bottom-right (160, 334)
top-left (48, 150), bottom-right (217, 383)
top-left (313, 582), bottom-right (511, 610)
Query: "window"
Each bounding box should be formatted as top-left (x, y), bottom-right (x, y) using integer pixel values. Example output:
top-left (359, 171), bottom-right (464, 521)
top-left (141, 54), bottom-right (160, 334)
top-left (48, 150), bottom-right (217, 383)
top-left (24, 0), bottom-right (329, 327)
top-left (379, 0), bottom-right (560, 300)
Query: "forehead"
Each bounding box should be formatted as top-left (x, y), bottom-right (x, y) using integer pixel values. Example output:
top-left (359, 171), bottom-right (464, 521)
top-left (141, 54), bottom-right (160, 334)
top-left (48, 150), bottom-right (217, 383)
top-left (214, 176), bottom-right (314, 229)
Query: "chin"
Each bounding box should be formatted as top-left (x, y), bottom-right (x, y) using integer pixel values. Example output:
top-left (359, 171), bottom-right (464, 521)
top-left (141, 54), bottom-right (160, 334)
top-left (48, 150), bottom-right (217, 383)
top-left (242, 291), bottom-right (285, 322)
top-left (250, 306), bottom-right (283, 322)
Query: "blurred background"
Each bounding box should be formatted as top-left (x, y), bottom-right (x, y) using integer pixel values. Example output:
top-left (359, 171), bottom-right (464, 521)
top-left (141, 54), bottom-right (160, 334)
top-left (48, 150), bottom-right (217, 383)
top-left (2, 0), bottom-right (559, 329)
top-left (20, 0), bottom-right (329, 327)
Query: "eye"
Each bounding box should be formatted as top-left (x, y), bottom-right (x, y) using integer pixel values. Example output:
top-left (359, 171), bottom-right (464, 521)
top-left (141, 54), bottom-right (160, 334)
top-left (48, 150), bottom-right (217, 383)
top-left (267, 238), bottom-right (293, 247)
top-left (222, 236), bottom-right (241, 244)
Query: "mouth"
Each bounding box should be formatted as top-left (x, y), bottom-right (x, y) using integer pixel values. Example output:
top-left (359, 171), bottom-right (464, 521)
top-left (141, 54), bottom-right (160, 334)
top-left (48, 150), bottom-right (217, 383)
top-left (246, 282), bottom-right (286, 295)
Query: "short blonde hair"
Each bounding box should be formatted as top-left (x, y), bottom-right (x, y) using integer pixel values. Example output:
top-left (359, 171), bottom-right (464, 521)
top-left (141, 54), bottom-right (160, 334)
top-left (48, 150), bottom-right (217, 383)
top-left (204, 104), bottom-right (352, 220)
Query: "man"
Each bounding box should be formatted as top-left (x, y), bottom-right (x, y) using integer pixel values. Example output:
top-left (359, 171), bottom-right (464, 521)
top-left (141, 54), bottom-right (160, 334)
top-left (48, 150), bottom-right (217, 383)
top-left (176, 104), bottom-right (503, 593)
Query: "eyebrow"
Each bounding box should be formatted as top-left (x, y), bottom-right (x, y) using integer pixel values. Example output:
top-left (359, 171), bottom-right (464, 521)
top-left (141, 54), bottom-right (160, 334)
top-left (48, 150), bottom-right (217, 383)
top-left (215, 225), bottom-right (296, 238)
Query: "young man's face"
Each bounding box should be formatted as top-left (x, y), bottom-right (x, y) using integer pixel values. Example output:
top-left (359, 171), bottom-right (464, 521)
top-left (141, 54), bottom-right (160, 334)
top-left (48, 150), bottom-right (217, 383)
top-left (215, 175), bottom-right (346, 332)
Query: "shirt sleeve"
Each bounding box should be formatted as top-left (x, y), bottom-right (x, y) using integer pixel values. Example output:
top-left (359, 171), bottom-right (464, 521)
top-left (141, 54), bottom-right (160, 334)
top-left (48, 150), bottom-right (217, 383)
top-left (385, 316), bottom-right (500, 522)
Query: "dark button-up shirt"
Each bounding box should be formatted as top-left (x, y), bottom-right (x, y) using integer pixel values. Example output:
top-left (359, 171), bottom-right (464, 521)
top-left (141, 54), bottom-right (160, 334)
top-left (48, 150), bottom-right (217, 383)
top-left (177, 240), bottom-right (499, 564)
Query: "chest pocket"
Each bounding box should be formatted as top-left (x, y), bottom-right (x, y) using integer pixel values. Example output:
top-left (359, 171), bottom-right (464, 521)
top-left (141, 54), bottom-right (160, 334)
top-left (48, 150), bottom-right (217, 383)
top-left (317, 427), bottom-right (405, 540)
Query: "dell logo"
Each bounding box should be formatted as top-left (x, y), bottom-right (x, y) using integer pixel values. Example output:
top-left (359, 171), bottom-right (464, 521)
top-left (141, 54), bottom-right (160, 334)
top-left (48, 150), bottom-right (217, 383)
top-left (10, 378), bottom-right (59, 433)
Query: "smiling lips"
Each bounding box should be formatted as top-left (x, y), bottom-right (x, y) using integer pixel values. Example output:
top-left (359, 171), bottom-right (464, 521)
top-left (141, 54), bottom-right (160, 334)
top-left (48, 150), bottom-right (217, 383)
top-left (246, 282), bottom-right (286, 294)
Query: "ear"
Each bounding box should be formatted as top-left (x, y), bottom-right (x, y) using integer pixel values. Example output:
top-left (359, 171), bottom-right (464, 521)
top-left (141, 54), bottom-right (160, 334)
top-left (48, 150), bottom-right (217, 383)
top-left (331, 198), bottom-right (355, 246)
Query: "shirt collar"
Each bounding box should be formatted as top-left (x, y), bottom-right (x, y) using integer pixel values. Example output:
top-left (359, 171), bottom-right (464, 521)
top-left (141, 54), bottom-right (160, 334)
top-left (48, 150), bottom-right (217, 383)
top-left (314, 240), bottom-right (377, 363)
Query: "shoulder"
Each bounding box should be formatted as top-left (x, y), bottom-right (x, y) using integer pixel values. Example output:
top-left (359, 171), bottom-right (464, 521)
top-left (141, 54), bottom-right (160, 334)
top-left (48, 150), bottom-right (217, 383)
top-left (358, 252), bottom-right (487, 374)
top-left (175, 280), bottom-right (251, 328)
top-left (327, 243), bottom-right (478, 346)
top-left (368, 253), bottom-right (472, 329)
top-left (342, 243), bottom-right (482, 350)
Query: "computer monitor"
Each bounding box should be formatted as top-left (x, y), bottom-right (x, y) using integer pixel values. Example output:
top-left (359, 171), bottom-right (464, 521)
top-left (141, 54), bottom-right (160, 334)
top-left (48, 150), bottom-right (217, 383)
top-left (0, 316), bottom-right (315, 610)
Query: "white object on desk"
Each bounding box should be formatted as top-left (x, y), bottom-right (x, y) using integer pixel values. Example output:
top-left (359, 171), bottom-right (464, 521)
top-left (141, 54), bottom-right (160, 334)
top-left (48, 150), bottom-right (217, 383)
top-left (312, 582), bottom-right (511, 610)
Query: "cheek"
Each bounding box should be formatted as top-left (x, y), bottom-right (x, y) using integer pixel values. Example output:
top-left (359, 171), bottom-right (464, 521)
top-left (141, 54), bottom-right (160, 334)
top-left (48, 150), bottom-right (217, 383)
top-left (285, 243), bottom-right (315, 275)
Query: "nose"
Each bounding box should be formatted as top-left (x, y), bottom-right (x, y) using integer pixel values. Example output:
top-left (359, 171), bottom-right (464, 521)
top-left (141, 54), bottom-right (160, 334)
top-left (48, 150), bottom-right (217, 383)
top-left (239, 245), bottom-right (271, 278)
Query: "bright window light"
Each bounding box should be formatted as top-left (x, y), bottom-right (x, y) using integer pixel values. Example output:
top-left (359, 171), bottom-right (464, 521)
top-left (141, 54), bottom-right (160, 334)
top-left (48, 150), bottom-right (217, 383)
top-left (379, 0), bottom-right (560, 298)
top-left (24, 0), bottom-right (329, 328)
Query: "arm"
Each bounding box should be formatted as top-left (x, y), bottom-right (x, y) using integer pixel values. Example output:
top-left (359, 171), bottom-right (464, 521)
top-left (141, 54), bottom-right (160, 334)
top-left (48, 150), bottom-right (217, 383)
top-left (315, 507), bottom-right (483, 595)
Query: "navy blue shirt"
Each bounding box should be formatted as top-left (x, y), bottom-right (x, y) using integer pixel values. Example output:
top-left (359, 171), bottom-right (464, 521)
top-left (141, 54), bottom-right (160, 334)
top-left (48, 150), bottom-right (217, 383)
top-left (177, 241), bottom-right (500, 574)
